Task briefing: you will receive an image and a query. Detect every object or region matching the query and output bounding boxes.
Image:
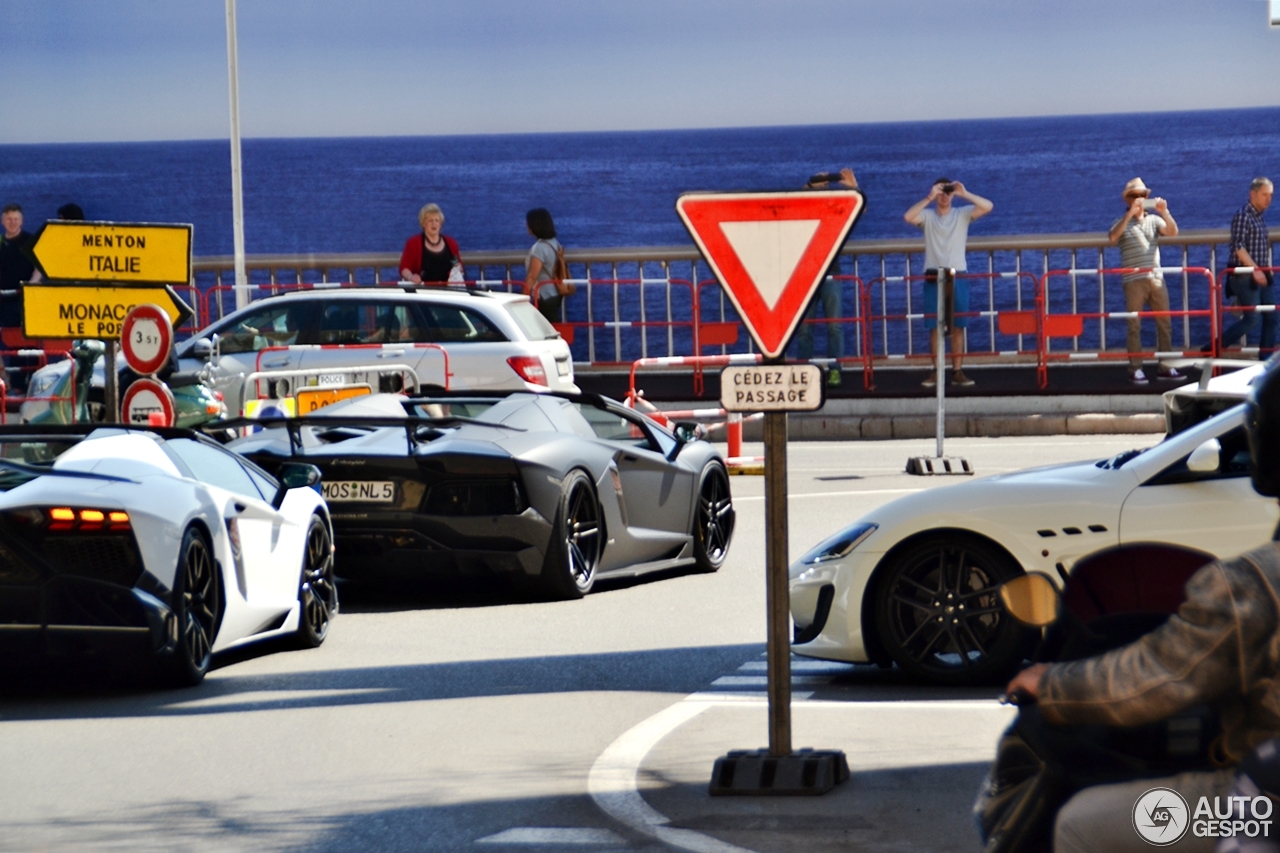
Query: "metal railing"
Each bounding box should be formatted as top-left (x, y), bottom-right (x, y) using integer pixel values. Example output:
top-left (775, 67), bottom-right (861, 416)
top-left (176, 229), bottom-right (1274, 391)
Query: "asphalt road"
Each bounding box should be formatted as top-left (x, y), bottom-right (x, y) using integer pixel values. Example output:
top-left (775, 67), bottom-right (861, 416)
top-left (0, 433), bottom-right (1162, 853)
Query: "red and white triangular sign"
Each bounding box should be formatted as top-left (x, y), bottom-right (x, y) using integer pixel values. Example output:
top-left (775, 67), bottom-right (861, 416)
top-left (677, 190), bottom-right (865, 358)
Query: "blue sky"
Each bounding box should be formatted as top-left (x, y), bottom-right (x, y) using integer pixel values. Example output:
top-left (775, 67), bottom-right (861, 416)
top-left (2, 0), bottom-right (1278, 143)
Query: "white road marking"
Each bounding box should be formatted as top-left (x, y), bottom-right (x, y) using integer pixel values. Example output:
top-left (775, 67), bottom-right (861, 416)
top-left (710, 675), bottom-right (833, 687)
top-left (589, 700), bottom-right (755, 853)
top-left (589, 655), bottom-right (1010, 853)
top-left (734, 488), bottom-right (924, 502)
top-left (736, 660), bottom-right (849, 672)
top-left (476, 827), bottom-right (626, 845)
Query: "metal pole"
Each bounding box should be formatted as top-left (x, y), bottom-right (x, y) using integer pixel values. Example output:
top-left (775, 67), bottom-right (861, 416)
top-left (935, 268), bottom-right (949, 458)
top-left (225, 0), bottom-right (249, 310)
top-left (104, 343), bottom-right (118, 424)
top-left (763, 404), bottom-right (791, 756)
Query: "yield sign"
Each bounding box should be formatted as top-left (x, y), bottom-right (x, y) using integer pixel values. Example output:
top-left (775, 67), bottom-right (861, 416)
top-left (677, 190), bottom-right (864, 358)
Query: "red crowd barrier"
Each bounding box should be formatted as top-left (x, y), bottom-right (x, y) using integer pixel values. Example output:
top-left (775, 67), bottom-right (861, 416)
top-left (859, 271), bottom-right (1041, 391)
top-left (1208, 265), bottom-right (1279, 359)
top-left (1037, 266), bottom-right (1215, 387)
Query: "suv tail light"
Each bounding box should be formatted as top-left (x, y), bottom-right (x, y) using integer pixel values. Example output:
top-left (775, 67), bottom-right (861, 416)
top-left (507, 355), bottom-right (548, 387)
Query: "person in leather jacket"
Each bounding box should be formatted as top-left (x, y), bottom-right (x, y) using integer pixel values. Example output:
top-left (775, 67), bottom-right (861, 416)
top-left (1005, 364), bottom-right (1280, 852)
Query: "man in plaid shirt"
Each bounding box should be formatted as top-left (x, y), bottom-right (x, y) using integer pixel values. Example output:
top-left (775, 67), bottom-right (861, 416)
top-left (1220, 177), bottom-right (1274, 357)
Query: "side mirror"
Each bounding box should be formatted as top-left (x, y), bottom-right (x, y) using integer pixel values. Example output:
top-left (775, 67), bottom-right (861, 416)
top-left (999, 573), bottom-right (1060, 628)
top-left (274, 462), bottom-right (322, 508)
top-left (1186, 438), bottom-right (1221, 474)
top-left (672, 421), bottom-right (702, 443)
top-left (191, 338), bottom-right (214, 361)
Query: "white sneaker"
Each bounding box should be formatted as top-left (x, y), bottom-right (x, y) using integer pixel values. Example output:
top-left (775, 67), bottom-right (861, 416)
top-left (1130, 369), bottom-right (1149, 385)
top-left (1158, 367), bottom-right (1183, 380)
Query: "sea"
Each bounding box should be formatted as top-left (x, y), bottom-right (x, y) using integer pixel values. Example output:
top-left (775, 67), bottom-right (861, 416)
top-left (2, 107), bottom-right (1278, 258)
top-left (3, 107), bottom-right (1277, 363)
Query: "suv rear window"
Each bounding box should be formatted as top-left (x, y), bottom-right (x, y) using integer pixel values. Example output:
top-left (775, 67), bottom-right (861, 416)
top-left (419, 304), bottom-right (507, 343)
top-left (505, 301), bottom-right (561, 341)
top-left (218, 303), bottom-right (311, 354)
top-left (312, 302), bottom-right (426, 345)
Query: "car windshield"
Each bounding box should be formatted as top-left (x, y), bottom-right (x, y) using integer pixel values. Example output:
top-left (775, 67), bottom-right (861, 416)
top-left (505, 301), bottom-right (562, 341)
top-left (0, 438), bottom-right (81, 491)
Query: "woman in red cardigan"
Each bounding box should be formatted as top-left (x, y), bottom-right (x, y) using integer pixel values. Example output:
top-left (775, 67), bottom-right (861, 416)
top-left (399, 203), bottom-right (462, 284)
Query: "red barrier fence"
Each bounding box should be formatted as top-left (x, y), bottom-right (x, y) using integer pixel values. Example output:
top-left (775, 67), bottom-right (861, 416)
top-left (1037, 266), bottom-right (1215, 387)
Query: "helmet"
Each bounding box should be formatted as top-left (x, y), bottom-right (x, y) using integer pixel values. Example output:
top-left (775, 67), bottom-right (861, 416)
top-left (1245, 363), bottom-right (1280, 497)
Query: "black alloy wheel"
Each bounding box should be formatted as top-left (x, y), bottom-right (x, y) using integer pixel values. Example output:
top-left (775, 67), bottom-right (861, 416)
top-left (540, 470), bottom-right (602, 599)
top-left (693, 464), bottom-right (734, 572)
top-left (165, 527), bottom-right (221, 686)
top-left (295, 515), bottom-right (338, 648)
top-left (873, 535), bottom-right (1029, 685)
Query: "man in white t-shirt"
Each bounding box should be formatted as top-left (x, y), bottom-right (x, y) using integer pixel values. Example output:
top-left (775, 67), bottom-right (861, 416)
top-left (903, 178), bottom-right (993, 387)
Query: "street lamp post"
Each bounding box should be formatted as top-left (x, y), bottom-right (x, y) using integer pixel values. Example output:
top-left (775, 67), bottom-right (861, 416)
top-left (225, 0), bottom-right (249, 310)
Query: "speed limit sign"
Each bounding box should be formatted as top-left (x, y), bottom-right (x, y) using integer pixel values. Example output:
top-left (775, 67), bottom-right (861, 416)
top-left (120, 303), bottom-right (174, 376)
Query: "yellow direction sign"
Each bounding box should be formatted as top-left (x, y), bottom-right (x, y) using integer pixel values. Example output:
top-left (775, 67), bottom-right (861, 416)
top-left (23, 283), bottom-right (194, 340)
top-left (296, 385), bottom-right (372, 414)
top-left (31, 221), bottom-right (192, 284)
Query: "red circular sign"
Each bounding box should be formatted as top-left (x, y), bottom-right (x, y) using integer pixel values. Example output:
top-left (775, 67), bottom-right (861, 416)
top-left (120, 304), bottom-right (174, 376)
top-left (121, 378), bottom-right (176, 427)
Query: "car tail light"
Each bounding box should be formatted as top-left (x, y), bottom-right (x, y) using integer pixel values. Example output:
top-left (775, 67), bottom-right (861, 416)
top-left (507, 355), bottom-right (548, 387)
top-left (44, 507), bottom-right (131, 532)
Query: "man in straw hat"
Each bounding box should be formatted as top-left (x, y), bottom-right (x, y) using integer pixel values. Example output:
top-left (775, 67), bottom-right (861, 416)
top-left (1108, 177), bottom-right (1182, 384)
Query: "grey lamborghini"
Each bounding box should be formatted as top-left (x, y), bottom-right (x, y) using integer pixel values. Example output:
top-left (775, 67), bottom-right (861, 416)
top-left (227, 392), bottom-right (735, 599)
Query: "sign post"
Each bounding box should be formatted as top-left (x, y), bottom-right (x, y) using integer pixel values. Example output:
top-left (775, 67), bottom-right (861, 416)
top-left (27, 221), bottom-right (193, 423)
top-left (905, 269), bottom-right (974, 476)
top-left (678, 189), bottom-right (863, 794)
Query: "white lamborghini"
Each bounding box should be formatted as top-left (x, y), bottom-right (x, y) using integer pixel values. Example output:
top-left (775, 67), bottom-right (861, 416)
top-left (0, 425), bottom-right (336, 685)
top-left (789, 405), bottom-right (1279, 685)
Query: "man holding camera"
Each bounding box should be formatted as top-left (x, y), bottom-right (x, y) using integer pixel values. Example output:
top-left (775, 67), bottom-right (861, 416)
top-left (1218, 177), bottom-right (1274, 358)
top-left (795, 167), bottom-right (859, 386)
top-left (1109, 177), bottom-right (1181, 384)
top-left (904, 178), bottom-right (993, 387)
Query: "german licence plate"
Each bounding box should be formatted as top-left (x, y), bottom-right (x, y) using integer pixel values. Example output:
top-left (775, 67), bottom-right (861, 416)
top-left (322, 481), bottom-right (395, 503)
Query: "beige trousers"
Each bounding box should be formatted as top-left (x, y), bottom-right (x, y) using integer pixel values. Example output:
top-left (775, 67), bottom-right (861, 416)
top-left (1054, 768), bottom-right (1237, 853)
top-left (1124, 274), bottom-right (1173, 370)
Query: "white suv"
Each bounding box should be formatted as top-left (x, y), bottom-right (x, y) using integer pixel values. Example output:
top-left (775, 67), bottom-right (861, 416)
top-left (176, 287), bottom-right (577, 411)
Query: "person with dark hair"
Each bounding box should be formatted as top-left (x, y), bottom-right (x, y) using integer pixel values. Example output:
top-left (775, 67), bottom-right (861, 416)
top-left (904, 177), bottom-right (993, 387)
top-left (1219, 177), bottom-right (1274, 358)
top-left (56, 203), bottom-right (84, 220)
top-left (398, 203), bottom-right (463, 284)
top-left (524, 208), bottom-right (566, 324)
top-left (1004, 364), bottom-right (1280, 852)
top-left (0, 203), bottom-right (39, 393)
top-left (795, 167), bottom-right (858, 386)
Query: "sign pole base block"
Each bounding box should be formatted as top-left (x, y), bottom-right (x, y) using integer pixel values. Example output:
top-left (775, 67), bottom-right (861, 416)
top-left (905, 456), bottom-right (974, 476)
top-left (708, 748), bottom-right (849, 796)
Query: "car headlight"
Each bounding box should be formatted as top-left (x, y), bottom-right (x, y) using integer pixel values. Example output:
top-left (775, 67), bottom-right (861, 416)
top-left (799, 522), bottom-right (878, 565)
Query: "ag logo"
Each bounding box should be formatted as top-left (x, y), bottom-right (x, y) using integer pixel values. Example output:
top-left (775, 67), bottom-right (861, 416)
top-left (1133, 787), bottom-right (1190, 845)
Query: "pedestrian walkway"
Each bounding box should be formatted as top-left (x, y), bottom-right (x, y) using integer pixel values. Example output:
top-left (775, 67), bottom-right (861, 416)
top-left (589, 654), bottom-right (1015, 852)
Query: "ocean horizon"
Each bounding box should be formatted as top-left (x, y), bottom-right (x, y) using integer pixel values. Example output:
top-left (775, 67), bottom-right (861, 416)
top-left (2, 106), bottom-right (1277, 259)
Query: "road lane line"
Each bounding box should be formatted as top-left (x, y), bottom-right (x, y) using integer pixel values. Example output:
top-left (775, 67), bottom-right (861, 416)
top-left (588, 699), bottom-right (757, 853)
top-left (476, 827), bottom-right (626, 845)
top-left (734, 487), bottom-right (924, 502)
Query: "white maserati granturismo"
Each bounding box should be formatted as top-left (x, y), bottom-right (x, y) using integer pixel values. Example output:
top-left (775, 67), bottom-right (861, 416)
top-left (789, 404), bottom-right (1278, 685)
